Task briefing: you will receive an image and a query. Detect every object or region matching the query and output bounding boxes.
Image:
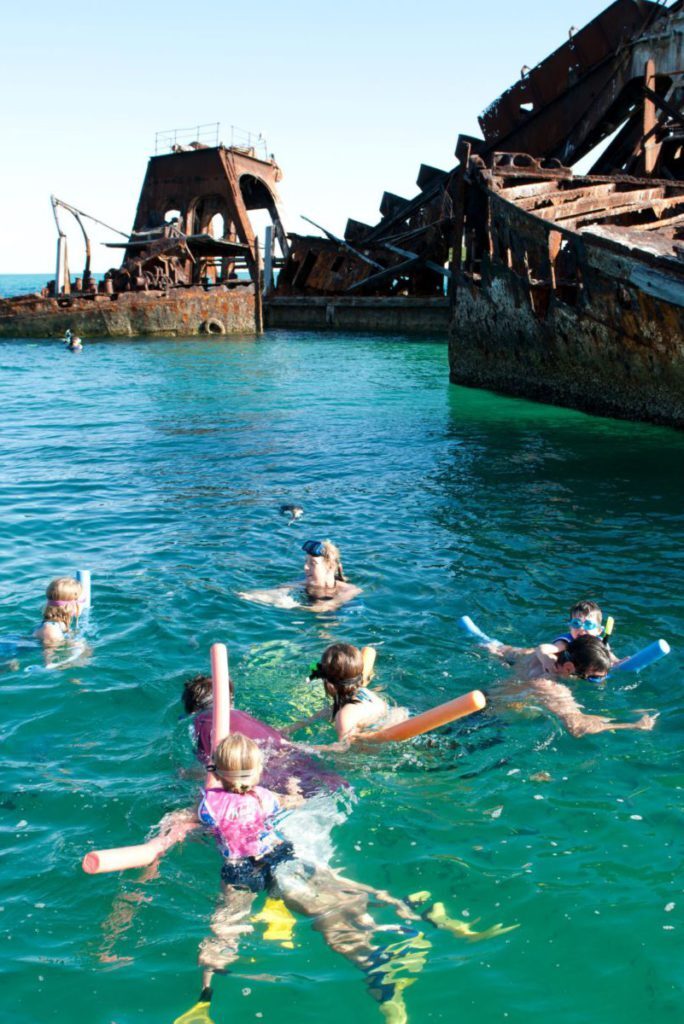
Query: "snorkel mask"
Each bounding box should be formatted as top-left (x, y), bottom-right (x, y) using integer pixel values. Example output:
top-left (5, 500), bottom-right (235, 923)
top-left (302, 540), bottom-right (326, 557)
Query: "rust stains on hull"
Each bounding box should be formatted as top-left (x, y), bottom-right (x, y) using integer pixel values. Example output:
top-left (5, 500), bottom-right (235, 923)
top-left (0, 284), bottom-right (256, 338)
top-left (449, 155), bottom-right (684, 427)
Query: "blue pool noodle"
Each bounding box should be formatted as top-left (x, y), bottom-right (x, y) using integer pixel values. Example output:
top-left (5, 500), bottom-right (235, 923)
top-left (611, 639), bottom-right (670, 674)
top-left (459, 615), bottom-right (499, 646)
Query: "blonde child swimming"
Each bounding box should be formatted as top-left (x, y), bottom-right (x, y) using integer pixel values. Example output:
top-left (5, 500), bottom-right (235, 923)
top-left (33, 576), bottom-right (84, 646)
top-left (189, 730), bottom-right (435, 1024)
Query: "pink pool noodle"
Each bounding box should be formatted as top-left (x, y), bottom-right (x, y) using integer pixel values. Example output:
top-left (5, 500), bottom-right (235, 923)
top-left (211, 642), bottom-right (231, 749)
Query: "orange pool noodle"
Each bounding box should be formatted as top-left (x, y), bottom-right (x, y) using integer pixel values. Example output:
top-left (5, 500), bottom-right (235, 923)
top-left (358, 689), bottom-right (486, 744)
top-left (211, 642), bottom-right (231, 749)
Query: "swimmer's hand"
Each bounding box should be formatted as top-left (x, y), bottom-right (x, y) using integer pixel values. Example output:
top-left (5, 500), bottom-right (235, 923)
top-left (284, 776), bottom-right (303, 798)
top-left (634, 712), bottom-right (659, 731)
top-left (426, 902), bottom-right (519, 942)
top-left (534, 644), bottom-right (560, 675)
top-left (276, 791), bottom-right (305, 809)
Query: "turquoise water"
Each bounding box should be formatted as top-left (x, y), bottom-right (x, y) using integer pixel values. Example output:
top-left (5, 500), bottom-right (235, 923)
top-left (1, 309), bottom-right (682, 1023)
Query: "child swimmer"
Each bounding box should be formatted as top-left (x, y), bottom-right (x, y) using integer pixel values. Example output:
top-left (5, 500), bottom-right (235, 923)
top-left (487, 599), bottom-right (620, 674)
top-left (33, 576), bottom-right (84, 646)
top-left (187, 731), bottom-right (516, 1024)
top-left (283, 642), bottom-right (408, 750)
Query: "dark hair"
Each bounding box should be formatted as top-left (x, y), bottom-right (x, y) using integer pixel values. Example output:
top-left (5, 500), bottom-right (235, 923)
top-left (318, 643), bottom-right (364, 720)
top-left (566, 635), bottom-right (611, 677)
top-left (182, 673), bottom-right (234, 715)
top-left (569, 599), bottom-right (602, 622)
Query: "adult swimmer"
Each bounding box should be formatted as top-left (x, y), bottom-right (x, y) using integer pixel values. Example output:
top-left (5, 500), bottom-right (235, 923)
top-left (238, 539), bottom-right (361, 613)
top-left (498, 635), bottom-right (658, 738)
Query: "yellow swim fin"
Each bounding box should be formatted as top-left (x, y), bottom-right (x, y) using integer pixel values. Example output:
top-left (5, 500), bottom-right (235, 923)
top-left (253, 897), bottom-right (296, 948)
top-left (426, 901), bottom-right (519, 942)
top-left (173, 995), bottom-right (215, 1024)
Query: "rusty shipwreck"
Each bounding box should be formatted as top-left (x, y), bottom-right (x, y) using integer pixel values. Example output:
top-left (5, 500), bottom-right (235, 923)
top-left (267, 0), bottom-right (684, 427)
top-left (0, 126), bottom-right (288, 338)
top-left (448, 0), bottom-right (684, 427)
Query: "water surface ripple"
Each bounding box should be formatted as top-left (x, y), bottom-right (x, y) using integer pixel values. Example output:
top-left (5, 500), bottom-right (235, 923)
top-left (1, 328), bottom-right (682, 1024)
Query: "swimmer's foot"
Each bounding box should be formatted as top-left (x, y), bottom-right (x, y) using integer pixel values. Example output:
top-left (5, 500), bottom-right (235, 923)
top-left (425, 901), bottom-right (519, 942)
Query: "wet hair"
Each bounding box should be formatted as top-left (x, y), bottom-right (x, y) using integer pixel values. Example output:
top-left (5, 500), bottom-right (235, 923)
top-left (322, 540), bottom-right (347, 583)
top-left (304, 539), bottom-right (347, 583)
top-left (42, 576), bottom-right (83, 630)
top-left (569, 599), bottom-right (602, 624)
top-left (316, 642), bottom-right (364, 719)
top-left (182, 673), bottom-right (234, 715)
top-left (212, 733), bottom-right (263, 793)
top-left (566, 635), bottom-right (612, 677)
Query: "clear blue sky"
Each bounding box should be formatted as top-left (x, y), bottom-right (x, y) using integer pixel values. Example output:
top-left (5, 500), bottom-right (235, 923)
top-left (1, 0), bottom-right (614, 272)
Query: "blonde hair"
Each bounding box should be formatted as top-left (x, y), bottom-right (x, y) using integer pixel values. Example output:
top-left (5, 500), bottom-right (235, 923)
top-left (42, 576), bottom-right (83, 630)
top-left (321, 540), bottom-right (346, 582)
top-left (213, 733), bottom-right (263, 793)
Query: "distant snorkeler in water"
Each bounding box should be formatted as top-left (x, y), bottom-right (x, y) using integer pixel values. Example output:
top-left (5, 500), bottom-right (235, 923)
top-left (63, 327), bottom-right (83, 351)
top-left (238, 539), bottom-right (361, 612)
top-left (279, 503), bottom-right (304, 523)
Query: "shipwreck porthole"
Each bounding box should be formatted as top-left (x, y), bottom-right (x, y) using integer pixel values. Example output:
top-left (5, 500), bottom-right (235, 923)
top-left (201, 318), bottom-right (226, 335)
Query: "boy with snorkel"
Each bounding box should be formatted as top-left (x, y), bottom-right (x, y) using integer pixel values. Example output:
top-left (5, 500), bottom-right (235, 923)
top-left (485, 598), bottom-right (620, 674)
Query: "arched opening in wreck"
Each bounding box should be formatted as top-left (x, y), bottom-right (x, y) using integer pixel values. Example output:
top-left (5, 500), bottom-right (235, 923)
top-left (209, 213), bottom-right (226, 240)
top-left (239, 174), bottom-right (287, 259)
top-left (188, 195), bottom-right (229, 237)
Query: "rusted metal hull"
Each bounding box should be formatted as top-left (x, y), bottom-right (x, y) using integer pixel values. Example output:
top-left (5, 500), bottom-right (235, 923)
top-left (451, 269), bottom-right (684, 426)
top-left (449, 159), bottom-right (684, 427)
top-left (0, 285), bottom-right (256, 338)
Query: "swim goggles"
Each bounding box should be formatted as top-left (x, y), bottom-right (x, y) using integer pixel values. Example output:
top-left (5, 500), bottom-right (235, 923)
top-left (48, 598), bottom-right (87, 606)
top-left (579, 671), bottom-right (608, 684)
top-left (302, 540), bottom-right (326, 557)
top-left (569, 618), bottom-right (601, 632)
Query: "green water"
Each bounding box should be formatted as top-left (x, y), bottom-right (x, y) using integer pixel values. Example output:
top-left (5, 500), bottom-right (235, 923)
top-left (1, 331), bottom-right (682, 1024)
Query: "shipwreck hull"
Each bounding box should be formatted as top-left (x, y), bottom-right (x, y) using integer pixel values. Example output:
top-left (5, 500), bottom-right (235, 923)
top-left (449, 159), bottom-right (684, 427)
top-left (0, 285), bottom-right (256, 339)
top-left (451, 268), bottom-right (684, 426)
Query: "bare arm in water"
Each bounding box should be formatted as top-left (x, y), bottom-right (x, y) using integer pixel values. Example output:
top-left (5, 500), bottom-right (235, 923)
top-left (238, 580), bottom-right (361, 612)
top-left (524, 676), bottom-right (657, 737)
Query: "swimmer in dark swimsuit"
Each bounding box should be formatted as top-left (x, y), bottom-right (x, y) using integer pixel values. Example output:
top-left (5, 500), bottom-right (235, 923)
top-left (238, 539), bottom-right (361, 612)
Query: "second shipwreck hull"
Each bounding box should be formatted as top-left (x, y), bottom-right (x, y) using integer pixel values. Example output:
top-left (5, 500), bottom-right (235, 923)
top-left (0, 284), bottom-right (255, 339)
top-left (449, 155), bottom-right (684, 427)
